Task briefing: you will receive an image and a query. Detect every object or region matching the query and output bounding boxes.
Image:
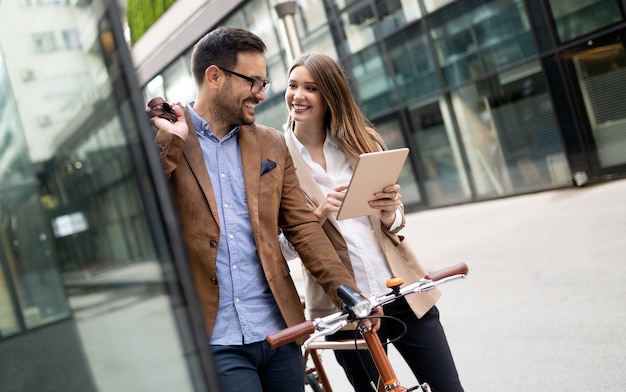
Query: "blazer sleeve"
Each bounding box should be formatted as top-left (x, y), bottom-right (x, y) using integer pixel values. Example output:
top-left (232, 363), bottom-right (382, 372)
top-left (276, 136), bottom-right (360, 306)
top-left (154, 130), bottom-right (186, 180)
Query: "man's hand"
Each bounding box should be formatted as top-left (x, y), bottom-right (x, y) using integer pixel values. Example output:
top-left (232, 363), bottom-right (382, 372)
top-left (147, 99), bottom-right (189, 140)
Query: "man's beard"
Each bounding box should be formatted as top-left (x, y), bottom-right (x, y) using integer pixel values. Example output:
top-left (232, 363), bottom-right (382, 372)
top-left (211, 82), bottom-right (255, 127)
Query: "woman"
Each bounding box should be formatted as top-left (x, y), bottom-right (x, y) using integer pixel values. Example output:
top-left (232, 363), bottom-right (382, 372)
top-left (283, 53), bottom-right (464, 392)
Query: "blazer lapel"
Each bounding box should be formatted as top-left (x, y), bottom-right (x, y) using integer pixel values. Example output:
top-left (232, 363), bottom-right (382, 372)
top-left (285, 131), bottom-right (345, 232)
top-left (238, 125), bottom-right (261, 227)
top-left (182, 111), bottom-right (220, 226)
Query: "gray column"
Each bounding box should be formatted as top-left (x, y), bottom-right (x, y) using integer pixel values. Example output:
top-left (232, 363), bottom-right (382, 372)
top-left (275, 1), bottom-right (302, 62)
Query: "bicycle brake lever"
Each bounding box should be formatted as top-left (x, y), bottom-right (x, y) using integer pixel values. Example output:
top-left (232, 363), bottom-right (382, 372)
top-left (416, 274), bottom-right (467, 293)
top-left (303, 320), bottom-right (348, 348)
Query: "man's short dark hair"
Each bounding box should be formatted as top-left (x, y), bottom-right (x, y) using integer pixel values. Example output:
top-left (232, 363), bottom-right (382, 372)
top-left (190, 27), bottom-right (267, 87)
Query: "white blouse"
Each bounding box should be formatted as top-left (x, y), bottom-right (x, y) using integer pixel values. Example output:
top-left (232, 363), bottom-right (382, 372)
top-left (289, 130), bottom-right (396, 295)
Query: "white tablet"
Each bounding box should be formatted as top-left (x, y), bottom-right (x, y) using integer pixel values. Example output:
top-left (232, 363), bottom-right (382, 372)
top-left (336, 148), bottom-right (410, 220)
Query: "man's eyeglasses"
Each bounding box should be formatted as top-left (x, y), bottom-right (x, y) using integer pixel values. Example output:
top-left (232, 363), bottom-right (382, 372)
top-left (220, 68), bottom-right (271, 94)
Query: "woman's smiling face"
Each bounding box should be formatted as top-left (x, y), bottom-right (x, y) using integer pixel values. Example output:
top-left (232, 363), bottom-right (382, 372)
top-left (285, 65), bottom-right (328, 125)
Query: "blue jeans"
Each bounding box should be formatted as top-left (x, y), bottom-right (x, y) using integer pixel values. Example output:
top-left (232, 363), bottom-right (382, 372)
top-left (211, 340), bottom-right (304, 392)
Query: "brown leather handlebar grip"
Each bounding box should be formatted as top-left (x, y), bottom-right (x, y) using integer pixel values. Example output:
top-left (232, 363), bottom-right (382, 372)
top-left (266, 320), bottom-right (315, 350)
top-left (425, 262), bottom-right (469, 282)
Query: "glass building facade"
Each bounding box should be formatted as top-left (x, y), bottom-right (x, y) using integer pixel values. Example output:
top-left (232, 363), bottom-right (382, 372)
top-left (138, 0), bottom-right (626, 210)
top-left (1, 0), bottom-right (625, 391)
top-left (0, 0), bottom-right (219, 391)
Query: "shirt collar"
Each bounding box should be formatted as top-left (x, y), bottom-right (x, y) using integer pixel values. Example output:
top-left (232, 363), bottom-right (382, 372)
top-left (188, 101), bottom-right (240, 140)
top-left (289, 128), bottom-right (340, 155)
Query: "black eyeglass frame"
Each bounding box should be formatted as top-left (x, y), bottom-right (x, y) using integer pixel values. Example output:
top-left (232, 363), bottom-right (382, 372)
top-left (219, 67), bottom-right (271, 94)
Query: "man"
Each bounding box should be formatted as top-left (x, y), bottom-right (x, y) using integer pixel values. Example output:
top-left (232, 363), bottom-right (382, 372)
top-left (148, 27), bottom-right (378, 391)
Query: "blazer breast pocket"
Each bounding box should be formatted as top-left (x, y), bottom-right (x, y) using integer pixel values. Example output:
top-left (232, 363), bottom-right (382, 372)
top-left (260, 158), bottom-right (277, 176)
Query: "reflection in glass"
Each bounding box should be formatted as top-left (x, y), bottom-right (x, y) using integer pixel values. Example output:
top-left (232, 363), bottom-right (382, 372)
top-left (341, 2), bottom-right (379, 53)
top-left (386, 23), bottom-right (440, 103)
top-left (429, 0), bottom-right (536, 86)
top-left (452, 62), bottom-right (569, 197)
top-left (374, 118), bottom-right (422, 204)
top-left (0, 47), bottom-right (70, 336)
top-left (162, 56), bottom-right (195, 103)
top-left (294, 0), bottom-right (331, 34)
top-left (568, 43), bottom-right (626, 168)
top-left (301, 25), bottom-right (339, 60)
top-left (349, 44), bottom-right (397, 116)
top-left (548, 0), bottom-right (623, 43)
top-left (2, 187), bottom-right (70, 329)
top-left (408, 99), bottom-right (470, 206)
top-left (375, 0), bottom-right (422, 36)
top-left (244, 0), bottom-right (281, 57)
top-left (0, 0), bottom-right (200, 389)
top-left (423, 0), bottom-right (457, 13)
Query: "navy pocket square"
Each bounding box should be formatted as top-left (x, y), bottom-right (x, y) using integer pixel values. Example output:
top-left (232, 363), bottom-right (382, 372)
top-left (261, 158), bottom-right (277, 175)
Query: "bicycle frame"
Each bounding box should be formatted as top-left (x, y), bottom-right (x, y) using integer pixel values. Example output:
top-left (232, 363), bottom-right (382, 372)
top-left (267, 262), bottom-right (469, 392)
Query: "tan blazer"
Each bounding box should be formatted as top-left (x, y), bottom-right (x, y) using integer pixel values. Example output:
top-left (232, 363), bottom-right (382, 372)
top-left (285, 133), bottom-right (440, 321)
top-left (155, 111), bottom-right (358, 339)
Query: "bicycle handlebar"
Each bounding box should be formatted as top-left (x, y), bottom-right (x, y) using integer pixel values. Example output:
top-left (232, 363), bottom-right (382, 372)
top-left (425, 262), bottom-right (468, 282)
top-left (266, 262), bottom-right (469, 349)
top-left (266, 320), bottom-right (316, 349)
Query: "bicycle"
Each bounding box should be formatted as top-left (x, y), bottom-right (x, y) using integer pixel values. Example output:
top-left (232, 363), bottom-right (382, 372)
top-left (267, 262), bottom-right (469, 392)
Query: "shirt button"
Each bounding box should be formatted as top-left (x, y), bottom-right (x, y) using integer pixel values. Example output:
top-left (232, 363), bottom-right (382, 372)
top-left (232, 265), bottom-right (237, 270)
top-left (224, 203), bottom-right (229, 208)
top-left (235, 298), bottom-right (240, 303)
top-left (229, 234), bottom-right (234, 239)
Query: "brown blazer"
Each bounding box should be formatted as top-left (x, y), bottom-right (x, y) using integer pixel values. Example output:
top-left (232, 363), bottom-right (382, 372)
top-left (155, 110), bottom-right (358, 339)
top-left (285, 133), bottom-right (440, 321)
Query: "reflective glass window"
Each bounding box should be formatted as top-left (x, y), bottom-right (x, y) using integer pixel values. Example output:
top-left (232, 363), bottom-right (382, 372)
top-left (224, 7), bottom-right (247, 28)
top-left (162, 56), bottom-right (195, 103)
top-left (32, 31), bottom-right (57, 53)
top-left (423, 0), bottom-right (458, 13)
top-left (0, 0), bottom-right (207, 389)
top-left (548, 0), bottom-right (624, 43)
top-left (349, 44), bottom-right (397, 116)
top-left (294, 0), bottom-right (330, 33)
top-left (333, 0), bottom-right (358, 11)
top-left (0, 50), bottom-right (69, 338)
top-left (62, 29), bottom-right (81, 50)
top-left (244, 0), bottom-right (282, 57)
top-left (341, 2), bottom-right (379, 53)
top-left (451, 61), bottom-right (569, 197)
top-left (301, 25), bottom-right (339, 59)
top-left (255, 94), bottom-right (288, 131)
top-left (429, 0), bottom-right (536, 86)
top-left (266, 53), bottom-right (288, 98)
top-left (386, 22), bottom-right (440, 103)
top-left (373, 117), bottom-right (422, 204)
top-left (408, 98), bottom-right (471, 206)
top-left (144, 74), bottom-right (165, 103)
top-left (376, 0), bottom-right (422, 36)
top-left (561, 41), bottom-right (626, 168)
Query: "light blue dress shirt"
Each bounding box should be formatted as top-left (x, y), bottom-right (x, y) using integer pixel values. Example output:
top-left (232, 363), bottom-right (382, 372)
top-left (188, 103), bottom-right (286, 345)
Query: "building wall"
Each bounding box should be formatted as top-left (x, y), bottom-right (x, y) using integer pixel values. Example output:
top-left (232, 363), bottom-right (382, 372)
top-left (134, 0), bottom-right (626, 210)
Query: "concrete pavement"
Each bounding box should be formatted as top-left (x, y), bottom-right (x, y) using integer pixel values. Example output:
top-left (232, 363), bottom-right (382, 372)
top-left (289, 178), bottom-right (626, 391)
